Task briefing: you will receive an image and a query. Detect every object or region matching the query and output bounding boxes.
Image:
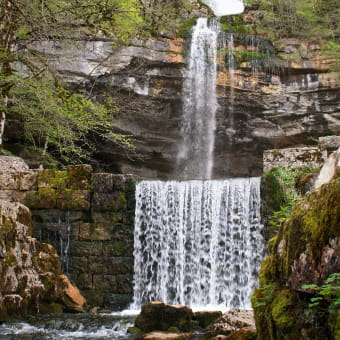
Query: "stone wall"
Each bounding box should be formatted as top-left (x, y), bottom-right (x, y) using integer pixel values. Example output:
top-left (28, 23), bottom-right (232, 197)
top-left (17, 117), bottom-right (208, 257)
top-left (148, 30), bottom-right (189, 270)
top-left (0, 157), bottom-right (136, 310)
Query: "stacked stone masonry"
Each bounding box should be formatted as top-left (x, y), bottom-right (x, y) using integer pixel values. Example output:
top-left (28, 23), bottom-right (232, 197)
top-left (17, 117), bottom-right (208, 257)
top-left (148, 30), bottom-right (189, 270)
top-left (0, 160), bottom-right (136, 310)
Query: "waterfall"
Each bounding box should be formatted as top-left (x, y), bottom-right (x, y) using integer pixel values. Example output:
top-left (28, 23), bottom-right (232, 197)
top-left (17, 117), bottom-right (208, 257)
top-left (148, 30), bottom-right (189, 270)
top-left (132, 178), bottom-right (264, 310)
top-left (177, 18), bottom-right (218, 180)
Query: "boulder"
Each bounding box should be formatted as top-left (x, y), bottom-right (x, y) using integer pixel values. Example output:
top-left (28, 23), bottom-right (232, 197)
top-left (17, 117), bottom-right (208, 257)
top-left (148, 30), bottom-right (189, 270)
top-left (138, 332), bottom-right (193, 340)
top-left (314, 147), bottom-right (340, 189)
top-left (193, 311), bottom-right (222, 328)
top-left (135, 302), bottom-right (193, 333)
top-left (58, 274), bottom-right (86, 312)
top-left (319, 136), bottom-right (340, 151)
top-left (204, 309), bottom-right (255, 338)
top-left (0, 156), bottom-right (29, 172)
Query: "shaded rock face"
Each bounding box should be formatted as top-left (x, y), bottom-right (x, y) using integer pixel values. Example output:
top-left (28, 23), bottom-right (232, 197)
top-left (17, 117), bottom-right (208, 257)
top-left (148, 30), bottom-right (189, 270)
top-left (252, 176), bottom-right (340, 339)
top-left (0, 200), bottom-right (86, 321)
top-left (0, 157), bottom-right (136, 310)
top-left (23, 34), bottom-right (340, 179)
top-left (135, 302), bottom-right (193, 333)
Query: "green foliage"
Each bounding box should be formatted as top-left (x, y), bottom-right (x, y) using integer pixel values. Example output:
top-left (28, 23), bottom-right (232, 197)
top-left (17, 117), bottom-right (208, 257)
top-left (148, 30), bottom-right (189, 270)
top-left (12, 0), bottom-right (143, 44)
top-left (303, 273), bottom-right (340, 314)
top-left (7, 75), bottom-right (133, 165)
top-left (245, 0), bottom-right (339, 59)
top-left (139, 0), bottom-right (192, 37)
top-left (263, 166), bottom-right (319, 235)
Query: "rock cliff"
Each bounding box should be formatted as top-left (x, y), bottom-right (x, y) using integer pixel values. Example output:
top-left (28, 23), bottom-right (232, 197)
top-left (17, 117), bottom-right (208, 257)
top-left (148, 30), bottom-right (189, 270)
top-left (13, 22), bottom-right (339, 179)
top-left (252, 165), bottom-right (339, 339)
top-left (0, 176), bottom-right (86, 321)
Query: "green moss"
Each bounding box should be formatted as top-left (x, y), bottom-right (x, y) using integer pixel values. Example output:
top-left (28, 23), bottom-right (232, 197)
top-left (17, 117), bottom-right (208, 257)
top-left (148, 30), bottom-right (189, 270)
top-left (5, 252), bottom-right (17, 267)
top-left (177, 17), bottom-right (197, 37)
top-left (67, 165), bottom-right (92, 190)
top-left (271, 289), bottom-right (295, 331)
top-left (24, 188), bottom-right (57, 209)
top-left (258, 256), bottom-right (276, 285)
top-left (38, 302), bottom-right (63, 314)
top-left (111, 241), bottom-right (125, 255)
top-left (112, 192), bottom-right (127, 211)
top-left (167, 326), bottom-right (180, 333)
top-left (84, 290), bottom-right (104, 306)
top-left (127, 326), bottom-right (141, 334)
top-left (57, 189), bottom-right (90, 210)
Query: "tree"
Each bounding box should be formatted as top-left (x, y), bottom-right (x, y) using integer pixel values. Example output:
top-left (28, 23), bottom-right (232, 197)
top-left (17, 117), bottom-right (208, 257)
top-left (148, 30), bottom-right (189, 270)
top-left (0, 0), bottom-right (142, 162)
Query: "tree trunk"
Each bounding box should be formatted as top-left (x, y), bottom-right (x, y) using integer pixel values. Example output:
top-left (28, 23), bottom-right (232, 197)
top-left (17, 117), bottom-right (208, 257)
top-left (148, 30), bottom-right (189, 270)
top-left (0, 0), bottom-right (19, 149)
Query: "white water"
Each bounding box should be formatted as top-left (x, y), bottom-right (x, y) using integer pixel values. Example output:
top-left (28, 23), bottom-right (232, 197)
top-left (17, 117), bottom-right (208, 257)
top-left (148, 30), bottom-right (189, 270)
top-left (202, 0), bottom-right (244, 16)
top-left (177, 18), bottom-right (218, 179)
top-left (132, 178), bottom-right (264, 310)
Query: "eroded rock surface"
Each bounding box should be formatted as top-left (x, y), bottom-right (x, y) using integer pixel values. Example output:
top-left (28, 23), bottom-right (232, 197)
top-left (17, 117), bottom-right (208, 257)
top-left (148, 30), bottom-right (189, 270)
top-left (14, 31), bottom-right (339, 179)
top-left (0, 200), bottom-right (86, 321)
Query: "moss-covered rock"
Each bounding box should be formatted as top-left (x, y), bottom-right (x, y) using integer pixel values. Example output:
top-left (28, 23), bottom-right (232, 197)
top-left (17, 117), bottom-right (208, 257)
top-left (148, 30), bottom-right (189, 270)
top-left (135, 302), bottom-right (194, 333)
top-left (253, 178), bottom-right (340, 340)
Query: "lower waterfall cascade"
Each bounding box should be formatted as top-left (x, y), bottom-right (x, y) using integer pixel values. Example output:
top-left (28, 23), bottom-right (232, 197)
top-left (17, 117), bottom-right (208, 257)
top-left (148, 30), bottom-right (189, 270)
top-left (131, 178), bottom-right (264, 310)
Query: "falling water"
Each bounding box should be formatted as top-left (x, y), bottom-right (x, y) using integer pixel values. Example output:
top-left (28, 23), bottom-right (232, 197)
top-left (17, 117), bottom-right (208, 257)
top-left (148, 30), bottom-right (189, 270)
top-left (177, 18), bottom-right (218, 179)
top-left (132, 178), bottom-right (264, 310)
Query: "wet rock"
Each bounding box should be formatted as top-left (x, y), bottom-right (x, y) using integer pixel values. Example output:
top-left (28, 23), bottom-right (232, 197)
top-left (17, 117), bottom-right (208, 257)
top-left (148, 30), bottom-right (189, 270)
top-left (135, 302), bottom-right (193, 333)
top-left (193, 311), bottom-right (222, 329)
top-left (205, 309), bottom-right (255, 338)
top-left (58, 274), bottom-right (86, 312)
top-left (138, 332), bottom-right (194, 340)
top-left (0, 199), bottom-right (86, 321)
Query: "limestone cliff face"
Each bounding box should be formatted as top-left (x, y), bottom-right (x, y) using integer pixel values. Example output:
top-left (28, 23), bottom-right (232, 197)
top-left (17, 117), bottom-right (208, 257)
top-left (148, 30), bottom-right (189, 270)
top-left (16, 17), bottom-right (339, 179)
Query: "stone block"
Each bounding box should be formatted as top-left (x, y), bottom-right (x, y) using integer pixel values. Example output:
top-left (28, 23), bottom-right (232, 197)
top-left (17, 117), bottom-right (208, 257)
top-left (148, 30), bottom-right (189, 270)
top-left (103, 293), bottom-right (133, 311)
top-left (106, 257), bottom-right (134, 275)
top-left (111, 223), bottom-right (134, 241)
top-left (74, 273), bottom-right (93, 290)
top-left (0, 172), bottom-right (20, 190)
top-left (88, 257), bottom-right (108, 274)
top-left (92, 191), bottom-right (127, 212)
top-left (93, 275), bottom-right (116, 290)
top-left (69, 256), bottom-right (88, 274)
top-left (78, 222), bottom-right (112, 241)
top-left (102, 240), bottom-right (134, 257)
top-left (24, 188), bottom-right (57, 209)
top-left (70, 241), bottom-right (102, 257)
top-left (67, 165), bottom-right (92, 190)
top-left (37, 170), bottom-right (71, 191)
top-left (92, 173), bottom-right (114, 193)
top-left (115, 274), bottom-right (133, 294)
top-left (91, 211), bottom-right (123, 225)
top-left (18, 171), bottom-right (38, 191)
top-left (56, 190), bottom-right (90, 211)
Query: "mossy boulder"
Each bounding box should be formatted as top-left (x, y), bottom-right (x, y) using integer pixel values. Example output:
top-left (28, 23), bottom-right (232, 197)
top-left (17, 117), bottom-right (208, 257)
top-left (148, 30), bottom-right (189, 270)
top-left (135, 302), bottom-right (193, 333)
top-left (253, 178), bottom-right (340, 340)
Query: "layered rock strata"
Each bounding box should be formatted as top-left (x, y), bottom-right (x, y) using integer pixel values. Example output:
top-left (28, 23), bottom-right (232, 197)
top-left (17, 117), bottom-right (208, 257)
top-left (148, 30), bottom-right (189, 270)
top-left (14, 30), bottom-right (340, 179)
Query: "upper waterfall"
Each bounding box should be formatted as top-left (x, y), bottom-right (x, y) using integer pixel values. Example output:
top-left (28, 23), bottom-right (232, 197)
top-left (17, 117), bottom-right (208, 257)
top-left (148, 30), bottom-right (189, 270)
top-left (202, 0), bottom-right (244, 16)
top-left (177, 18), bottom-right (218, 180)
